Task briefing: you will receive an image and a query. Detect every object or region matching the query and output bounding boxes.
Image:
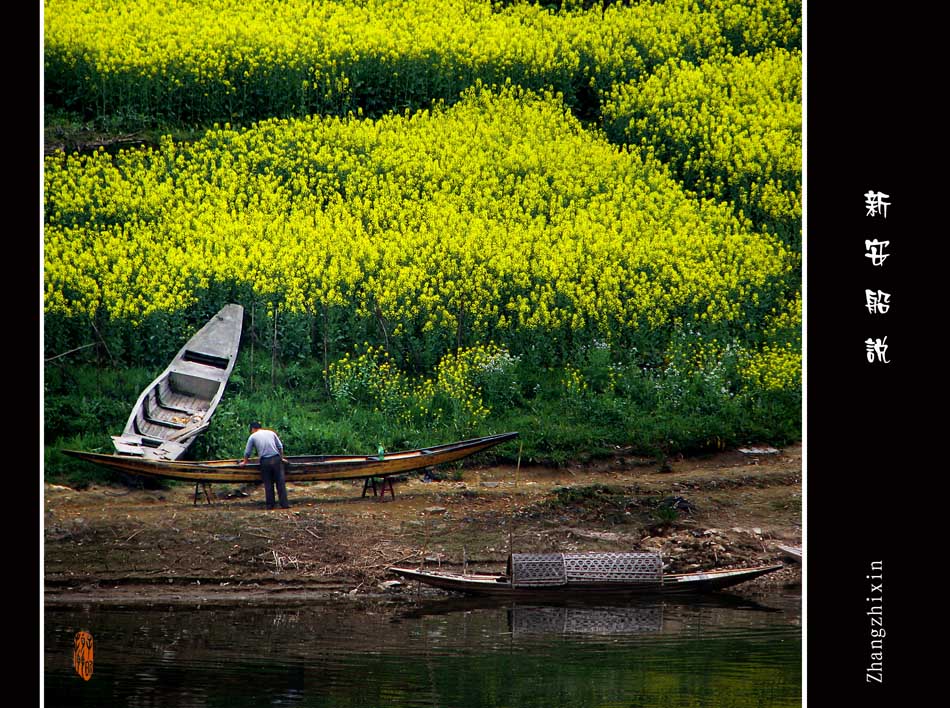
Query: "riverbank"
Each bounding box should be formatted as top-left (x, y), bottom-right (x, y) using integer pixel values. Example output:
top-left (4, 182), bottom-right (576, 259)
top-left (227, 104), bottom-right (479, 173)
top-left (44, 443), bottom-right (801, 605)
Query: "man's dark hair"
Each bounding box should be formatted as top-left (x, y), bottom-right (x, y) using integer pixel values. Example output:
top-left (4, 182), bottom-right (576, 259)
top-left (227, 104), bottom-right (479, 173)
top-left (249, 421), bottom-right (262, 431)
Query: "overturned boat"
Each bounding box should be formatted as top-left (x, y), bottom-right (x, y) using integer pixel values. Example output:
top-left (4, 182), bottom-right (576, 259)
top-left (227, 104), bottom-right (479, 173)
top-left (389, 552), bottom-right (782, 598)
top-left (64, 432), bottom-right (519, 484)
top-left (111, 304), bottom-right (244, 460)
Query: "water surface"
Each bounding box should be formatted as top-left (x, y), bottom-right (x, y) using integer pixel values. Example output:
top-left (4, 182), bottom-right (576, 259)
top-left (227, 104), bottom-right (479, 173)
top-left (44, 592), bottom-right (801, 708)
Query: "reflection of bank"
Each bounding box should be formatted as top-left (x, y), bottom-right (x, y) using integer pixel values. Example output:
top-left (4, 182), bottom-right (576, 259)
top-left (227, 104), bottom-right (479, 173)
top-left (508, 605), bottom-right (664, 636)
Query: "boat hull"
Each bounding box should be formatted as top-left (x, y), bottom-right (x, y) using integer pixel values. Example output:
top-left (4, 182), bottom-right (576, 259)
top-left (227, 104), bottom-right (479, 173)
top-left (112, 304), bottom-right (244, 460)
top-left (388, 563), bottom-right (783, 598)
top-left (776, 544), bottom-right (802, 562)
top-left (64, 432), bottom-right (520, 483)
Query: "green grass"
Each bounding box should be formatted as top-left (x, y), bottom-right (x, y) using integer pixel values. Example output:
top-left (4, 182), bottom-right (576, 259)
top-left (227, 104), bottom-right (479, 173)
top-left (43, 346), bottom-right (800, 488)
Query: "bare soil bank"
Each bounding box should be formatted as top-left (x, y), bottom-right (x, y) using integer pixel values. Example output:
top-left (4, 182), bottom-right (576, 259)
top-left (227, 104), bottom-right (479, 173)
top-left (44, 444), bottom-right (801, 605)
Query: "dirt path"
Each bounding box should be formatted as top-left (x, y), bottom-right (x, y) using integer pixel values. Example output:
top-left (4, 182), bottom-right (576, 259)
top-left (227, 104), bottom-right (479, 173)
top-left (44, 444), bottom-right (801, 604)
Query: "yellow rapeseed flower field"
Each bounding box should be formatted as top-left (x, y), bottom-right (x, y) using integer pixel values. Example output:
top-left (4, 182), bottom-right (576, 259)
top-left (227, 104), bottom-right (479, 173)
top-left (43, 1), bottom-right (801, 405)
top-left (603, 47), bottom-right (801, 246)
top-left (44, 0), bottom-right (737, 124)
top-left (45, 87), bottom-right (795, 348)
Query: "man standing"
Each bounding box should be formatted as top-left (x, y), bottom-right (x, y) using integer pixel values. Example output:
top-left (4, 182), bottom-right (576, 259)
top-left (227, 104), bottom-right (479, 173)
top-left (239, 421), bottom-right (290, 510)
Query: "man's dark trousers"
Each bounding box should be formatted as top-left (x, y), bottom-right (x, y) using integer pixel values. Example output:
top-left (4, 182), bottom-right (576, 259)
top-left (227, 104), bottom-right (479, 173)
top-left (260, 454), bottom-right (289, 509)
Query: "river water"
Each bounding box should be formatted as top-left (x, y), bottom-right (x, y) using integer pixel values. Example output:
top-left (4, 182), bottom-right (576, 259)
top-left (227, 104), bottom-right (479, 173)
top-left (43, 591), bottom-right (801, 708)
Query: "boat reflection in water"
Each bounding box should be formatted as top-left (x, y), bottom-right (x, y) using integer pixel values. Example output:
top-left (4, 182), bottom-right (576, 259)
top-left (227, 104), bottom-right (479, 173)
top-left (396, 590), bottom-right (787, 641)
top-left (508, 603), bottom-right (665, 636)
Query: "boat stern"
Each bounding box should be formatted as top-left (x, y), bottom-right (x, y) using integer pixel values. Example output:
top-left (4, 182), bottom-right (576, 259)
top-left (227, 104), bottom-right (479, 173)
top-left (111, 435), bottom-right (189, 460)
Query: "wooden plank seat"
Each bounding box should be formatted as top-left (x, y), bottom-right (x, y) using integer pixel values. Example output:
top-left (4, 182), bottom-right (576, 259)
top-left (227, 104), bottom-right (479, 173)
top-left (141, 397), bottom-right (187, 429)
top-left (151, 384), bottom-right (193, 415)
top-left (132, 410), bottom-right (168, 439)
top-left (145, 390), bottom-right (191, 428)
top-left (158, 379), bottom-right (210, 414)
top-left (144, 413), bottom-right (186, 429)
top-left (128, 384), bottom-right (211, 441)
top-left (133, 406), bottom-right (187, 440)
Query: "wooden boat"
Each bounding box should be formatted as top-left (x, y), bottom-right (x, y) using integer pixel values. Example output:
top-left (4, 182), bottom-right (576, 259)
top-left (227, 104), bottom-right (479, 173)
top-left (389, 552), bottom-right (783, 598)
top-left (776, 544), bottom-right (802, 562)
top-left (64, 432), bottom-right (519, 484)
top-left (110, 304), bottom-right (244, 460)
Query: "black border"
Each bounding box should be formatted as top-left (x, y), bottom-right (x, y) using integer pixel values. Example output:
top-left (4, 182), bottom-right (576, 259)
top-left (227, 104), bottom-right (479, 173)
top-left (806, 3), bottom-right (929, 700)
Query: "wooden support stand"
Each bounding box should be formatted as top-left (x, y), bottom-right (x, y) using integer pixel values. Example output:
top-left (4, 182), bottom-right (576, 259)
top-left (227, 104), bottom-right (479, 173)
top-left (361, 476), bottom-right (395, 501)
top-left (193, 482), bottom-right (214, 506)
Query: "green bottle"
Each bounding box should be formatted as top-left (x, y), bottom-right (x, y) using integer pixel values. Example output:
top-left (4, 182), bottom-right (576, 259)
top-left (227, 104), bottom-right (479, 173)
top-left (377, 444), bottom-right (385, 461)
